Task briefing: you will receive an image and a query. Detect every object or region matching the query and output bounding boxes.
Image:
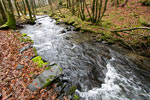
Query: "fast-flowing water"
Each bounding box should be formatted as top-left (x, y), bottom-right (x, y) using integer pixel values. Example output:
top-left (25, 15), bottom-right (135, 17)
top-left (20, 16), bottom-right (150, 100)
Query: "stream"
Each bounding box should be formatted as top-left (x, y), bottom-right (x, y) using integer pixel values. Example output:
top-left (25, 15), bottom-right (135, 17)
top-left (20, 16), bottom-right (150, 100)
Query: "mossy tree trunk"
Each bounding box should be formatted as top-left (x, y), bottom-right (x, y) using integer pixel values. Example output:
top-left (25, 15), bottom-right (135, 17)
top-left (1, 0), bottom-right (16, 29)
top-left (0, 0), bottom-right (6, 24)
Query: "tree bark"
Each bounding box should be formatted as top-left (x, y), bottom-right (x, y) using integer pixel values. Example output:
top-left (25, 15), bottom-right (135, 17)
top-left (1, 0), bottom-right (16, 29)
top-left (0, 0), bottom-right (6, 24)
top-left (121, 0), bottom-right (128, 7)
top-left (14, 0), bottom-right (20, 17)
top-left (25, 0), bottom-right (34, 24)
top-left (22, 0), bottom-right (27, 15)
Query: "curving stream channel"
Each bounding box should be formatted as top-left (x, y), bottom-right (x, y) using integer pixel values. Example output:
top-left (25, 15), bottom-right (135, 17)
top-left (20, 16), bottom-right (150, 100)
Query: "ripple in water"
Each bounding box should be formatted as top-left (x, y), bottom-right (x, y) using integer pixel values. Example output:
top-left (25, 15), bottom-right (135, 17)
top-left (21, 16), bottom-right (150, 100)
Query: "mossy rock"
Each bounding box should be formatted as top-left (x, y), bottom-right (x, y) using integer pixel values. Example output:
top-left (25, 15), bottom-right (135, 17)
top-left (22, 33), bottom-right (27, 37)
top-left (20, 33), bottom-right (34, 43)
top-left (43, 78), bottom-right (52, 88)
top-left (23, 36), bottom-right (34, 43)
top-left (45, 66), bottom-right (52, 70)
top-left (32, 56), bottom-right (48, 67)
top-left (67, 86), bottom-right (77, 95)
top-left (73, 94), bottom-right (80, 100)
top-left (28, 65), bottom-right (63, 91)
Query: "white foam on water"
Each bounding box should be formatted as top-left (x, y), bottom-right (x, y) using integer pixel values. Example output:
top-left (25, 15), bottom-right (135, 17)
top-left (77, 57), bottom-right (149, 100)
top-left (20, 16), bottom-right (150, 100)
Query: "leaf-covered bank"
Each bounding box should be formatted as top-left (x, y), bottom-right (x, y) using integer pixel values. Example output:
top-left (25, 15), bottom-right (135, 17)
top-left (0, 30), bottom-right (58, 99)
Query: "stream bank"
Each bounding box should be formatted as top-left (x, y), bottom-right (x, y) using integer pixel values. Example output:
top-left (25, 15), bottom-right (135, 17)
top-left (43, 0), bottom-right (150, 58)
top-left (20, 16), bottom-right (150, 100)
top-left (0, 30), bottom-right (56, 99)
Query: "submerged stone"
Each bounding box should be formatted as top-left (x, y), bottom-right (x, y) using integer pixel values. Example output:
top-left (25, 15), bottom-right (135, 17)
top-left (24, 56), bottom-right (28, 59)
top-left (20, 44), bottom-right (33, 53)
top-left (49, 62), bottom-right (56, 66)
top-left (16, 64), bottom-right (24, 70)
top-left (28, 65), bottom-right (63, 91)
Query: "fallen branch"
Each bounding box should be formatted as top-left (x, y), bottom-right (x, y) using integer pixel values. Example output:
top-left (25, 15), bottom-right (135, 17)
top-left (111, 27), bottom-right (150, 32)
top-left (121, 0), bottom-right (128, 7)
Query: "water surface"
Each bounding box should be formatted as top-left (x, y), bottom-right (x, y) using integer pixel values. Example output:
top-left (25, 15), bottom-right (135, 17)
top-left (21, 16), bottom-right (150, 100)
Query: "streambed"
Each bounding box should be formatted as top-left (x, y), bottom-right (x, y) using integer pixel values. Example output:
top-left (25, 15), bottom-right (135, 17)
top-left (20, 16), bottom-right (150, 100)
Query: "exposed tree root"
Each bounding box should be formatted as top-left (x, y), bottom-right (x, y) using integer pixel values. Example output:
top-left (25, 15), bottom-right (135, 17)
top-left (0, 24), bottom-right (9, 30)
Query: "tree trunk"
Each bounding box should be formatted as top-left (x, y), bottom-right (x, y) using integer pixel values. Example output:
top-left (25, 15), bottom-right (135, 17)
top-left (14, 0), bottom-right (20, 17)
top-left (1, 0), bottom-right (16, 29)
top-left (22, 0), bottom-right (27, 15)
top-left (25, 0), bottom-right (34, 24)
top-left (31, 0), bottom-right (36, 18)
top-left (0, 0), bottom-right (6, 24)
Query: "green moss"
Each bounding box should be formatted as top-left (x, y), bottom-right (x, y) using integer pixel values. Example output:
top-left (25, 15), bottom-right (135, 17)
top-left (119, 17), bottom-right (125, 21)
top-left (59, 67), bottom-right (63, 72)
top-left (73, 94), bottom-right (79, 100)
top-left (43, 78), bottom-right (51, 88)
top-left (43, 75), bottom-right (56, 88)
top-left (45, 66), bottom-right (52, 70)
top-left (49, 75), bottom-right (55, 79)
top-left (101, 20), bottom-right (112, 28)
top-left (32, 56), bottom-right (48, 67)
top-left (127, 4), bottom-right (131, 9)
top-left (129, 13), bottom-right (138, 18)
top-left (107, 39), bottom-right (115, 44)
top-left (29, 72), bottom-right (34, 75)
top-left (20, 34), bottom-right (34, 43)
top-left (23, 36), bottom-right (33, 43)
top-left (22, 33), bottom-right (27, 37)
top-left (139, 16), bottom-right (150, 26)
top-left (6, 13), bottom-right (16, 29)
top-left (33, 47), bottom-right (38, 56)
top-left (0, 12), bottom-right (16, 29)
top-left (68, 86), bottom-right (77, 95)
top-left (101, 32), bottom-right (111, 40)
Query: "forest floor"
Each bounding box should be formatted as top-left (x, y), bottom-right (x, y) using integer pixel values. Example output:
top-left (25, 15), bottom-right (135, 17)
top-left (37, 0), bottom-right (150, 57)
top-left (0, 30), bottom-right (57, 100)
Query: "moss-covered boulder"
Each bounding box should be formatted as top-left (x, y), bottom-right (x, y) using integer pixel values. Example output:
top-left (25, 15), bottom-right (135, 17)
top-left (28, 65), bottom-right (63, 91)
